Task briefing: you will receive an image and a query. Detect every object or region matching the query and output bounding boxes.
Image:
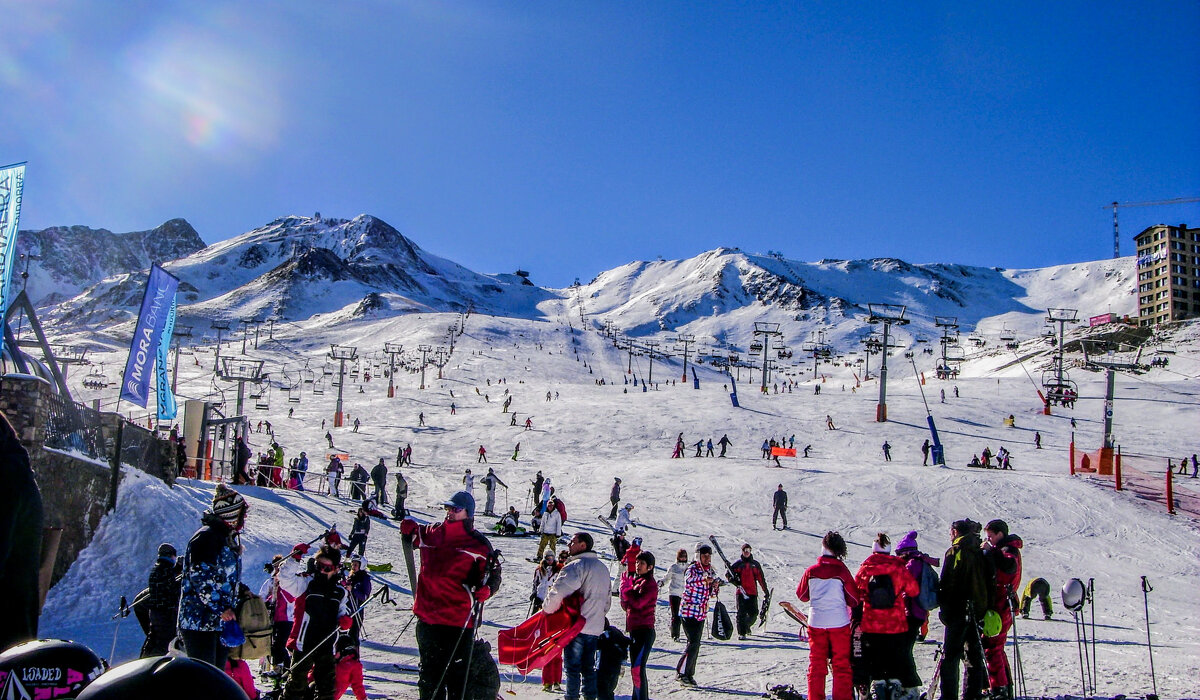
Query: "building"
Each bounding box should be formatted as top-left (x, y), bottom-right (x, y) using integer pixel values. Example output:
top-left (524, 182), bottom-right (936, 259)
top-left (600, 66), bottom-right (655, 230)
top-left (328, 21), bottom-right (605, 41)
top-left (1134, 224), bottom-right (1200, 325)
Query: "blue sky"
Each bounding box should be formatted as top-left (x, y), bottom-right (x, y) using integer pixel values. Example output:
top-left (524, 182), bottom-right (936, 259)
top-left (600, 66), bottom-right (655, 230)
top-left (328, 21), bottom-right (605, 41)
top-left (4, 1), bottom-right (1198, 287)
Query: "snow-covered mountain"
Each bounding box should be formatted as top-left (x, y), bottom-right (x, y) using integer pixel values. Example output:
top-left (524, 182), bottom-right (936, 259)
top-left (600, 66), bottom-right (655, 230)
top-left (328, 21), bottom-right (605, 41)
top-left (36, 214), bottom-right (1137, 355)
top-left (14, 219), bottom-right (204, 307)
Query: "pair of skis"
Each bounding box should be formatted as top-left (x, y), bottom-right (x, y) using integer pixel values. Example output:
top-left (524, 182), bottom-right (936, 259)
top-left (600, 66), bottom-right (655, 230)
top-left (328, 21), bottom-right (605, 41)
top-left (708, 536), bottom-right (770, 627)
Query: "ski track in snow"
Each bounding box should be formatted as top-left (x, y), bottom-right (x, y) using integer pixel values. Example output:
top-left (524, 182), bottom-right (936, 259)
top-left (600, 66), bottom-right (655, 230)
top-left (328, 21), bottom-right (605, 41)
top-left (41, 300), bottom-right (1200, 699)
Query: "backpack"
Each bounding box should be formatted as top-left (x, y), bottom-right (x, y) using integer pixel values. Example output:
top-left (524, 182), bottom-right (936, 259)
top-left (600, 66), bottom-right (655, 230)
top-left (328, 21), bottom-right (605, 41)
top-left (228, 591), bottom-right (273, 660)
top-left (866, 573), bottom-right (896, 609)
top-left (917, 560), bottom-right (940, 611)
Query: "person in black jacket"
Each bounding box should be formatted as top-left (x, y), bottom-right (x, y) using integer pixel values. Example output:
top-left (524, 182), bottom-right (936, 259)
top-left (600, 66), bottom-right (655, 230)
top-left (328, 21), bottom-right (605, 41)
top-left (772, 484), bottom-right (788, 530)
top-left (140, 543), bottom-right (182, 657)
top-left (939, 519), bottom-right (992, 700)
top-left (348, 464), bottom-right (369, 501)
top-left (234, 436), bottom-right (253, 485)
top-left (282, 545), bottom-right (352, 700)
top-left (608, 477), bottom-right (622, 519)
top-left (370, 459), bottom-right (388, 506)
top-left (346, 506), bottom-right (371, 558)
top-left (729, 543), bottom-right (768, 639)
top-left (0, 412), bottom-right (43, 652)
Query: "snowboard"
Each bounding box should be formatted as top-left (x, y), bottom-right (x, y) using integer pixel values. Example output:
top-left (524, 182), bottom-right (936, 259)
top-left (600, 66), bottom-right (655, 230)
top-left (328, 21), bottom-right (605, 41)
top-left (707, 535), bottom-right (737, 583)
top-left (366, 563), bottom-right (393, 573)
top-left (758, 585), bottom-right (772, 627)
top-left (400, 533), bottom-right (418, 593)
top-left (777, 601), bottom-right (809, 639)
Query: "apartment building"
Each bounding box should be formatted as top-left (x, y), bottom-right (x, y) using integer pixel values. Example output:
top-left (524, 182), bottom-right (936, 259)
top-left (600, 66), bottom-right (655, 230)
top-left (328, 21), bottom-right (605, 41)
top-left (1134, 223), bottom-right (1200, 325)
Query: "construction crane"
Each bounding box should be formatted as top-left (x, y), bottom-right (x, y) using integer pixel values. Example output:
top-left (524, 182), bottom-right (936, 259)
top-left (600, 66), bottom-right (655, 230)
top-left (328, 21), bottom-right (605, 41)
top-left (1106, 197), bottom-right (1200, 258)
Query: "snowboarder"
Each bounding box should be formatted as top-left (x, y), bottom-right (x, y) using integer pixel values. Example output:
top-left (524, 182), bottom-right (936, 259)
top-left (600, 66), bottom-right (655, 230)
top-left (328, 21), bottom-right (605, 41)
top-left (772, 484), bottom-right (788, 530)
top-left (511, 442), bottom-right (521, 461)
top-left (676, 544), bottom-right (720, 686)
top-left (882, 441), bottom-right (892, 462)
top-left (717, 434), bottom-right (732, 457)
top-left (729, 543), bottom-right (768, 640)
top-left (797, 531), bottom-right (858, 700)
top-left (481, 468), bottom-right (508, 516)
top-left (921, 439), bottom-right (931, 466)
top-left (525, 417), bottom-right (533, 431)
top-left (608, 477), bottom-right (622, 520)
top-left (826, 415), bottom-right (836, 430)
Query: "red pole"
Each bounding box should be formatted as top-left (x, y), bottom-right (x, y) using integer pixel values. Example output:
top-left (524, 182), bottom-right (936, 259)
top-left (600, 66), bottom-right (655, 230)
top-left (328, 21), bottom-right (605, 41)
top-left (1166, 463), bottom-right (1175, 515)
top-left (1069, 435), bottom-right (1076, 476)
top-left (1114, 446), bottom-right (1122, 491)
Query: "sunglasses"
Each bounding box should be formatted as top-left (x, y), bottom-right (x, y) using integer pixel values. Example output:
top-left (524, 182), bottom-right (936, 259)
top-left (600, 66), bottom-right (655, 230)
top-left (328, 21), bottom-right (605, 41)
top-left (317, 562), bottom-right (339, 573)
top-left (444, 505), bottom-right (464, 513)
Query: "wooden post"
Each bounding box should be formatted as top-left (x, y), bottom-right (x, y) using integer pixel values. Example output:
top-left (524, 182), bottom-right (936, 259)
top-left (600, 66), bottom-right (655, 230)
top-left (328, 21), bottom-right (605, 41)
top-left (1114, 446), bottom-right (1122, 491)
top-left (1166, 463), bottom-right (1175, 515)
top-left (1069, 434), bottom-right (1076, 476)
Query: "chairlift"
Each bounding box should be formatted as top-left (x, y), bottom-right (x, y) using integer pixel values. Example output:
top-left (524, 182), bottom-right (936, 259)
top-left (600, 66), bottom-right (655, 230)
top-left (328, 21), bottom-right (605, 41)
top-left (322, 363), bottom-right (335, 376)
top-left (968, 334), bottom-right (986, 348)
top-left (312, 376), bottom-right (326, 395)
top-left (302, 368), bottom-right (316, 384)
top-left (82, 365), bottom-right (109, 390)
top-left (749, 342), bottom-right (763, 353)
top-left (1040, 371), bottom-right (1078, 406)
top-left (999, 326), bottom-right (1016, 342)
top-left (288, 383), bottom-right (302, 403)
top-left (255, 382), bottom-right (271, 410)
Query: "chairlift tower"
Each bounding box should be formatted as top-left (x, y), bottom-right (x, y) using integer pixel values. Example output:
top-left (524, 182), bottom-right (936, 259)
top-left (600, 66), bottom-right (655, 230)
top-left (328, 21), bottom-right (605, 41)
top-left (240, 318), bottom-right (258, 354)
top-left (217, 356), bottom-right (264, 438)
top-left (384, 342), bottom-right (404, 398)
top-left (435, 346), bottom-right (448, 379)
top-left (867, 304), bottom-right (910, 422)
top-left (752, 322), bottom-right (783, 392)
top-left (329, 344), bottom-right (358, 427)
top-left (1044, 308), bottom-right (1079, 415)
top-left (643, 341), bottom-right (661, 385)
top-left (171, 325), bottom-right (193, 394)
top-left (862, 334), bottom-right (883, 381)
top-left (674, 334), bottom-right (695, 381)
top-left (1081, 340), bottom-right (1146, 457)
top-left (210, 322), bottom-right (231, 375)
top-left (935, 316), bottom-right (961, 379)
top-left (417, 344), bottom-right (432, 390)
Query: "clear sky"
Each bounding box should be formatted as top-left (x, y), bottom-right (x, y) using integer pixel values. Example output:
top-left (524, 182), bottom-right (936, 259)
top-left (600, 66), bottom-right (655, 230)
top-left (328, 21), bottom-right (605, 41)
top-left (4, 1), bottom-right (1198, 288)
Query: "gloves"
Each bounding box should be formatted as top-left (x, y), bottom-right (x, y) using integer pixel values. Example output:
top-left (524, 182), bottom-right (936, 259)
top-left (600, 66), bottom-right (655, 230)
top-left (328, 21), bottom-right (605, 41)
top-left (285, 637), bottom-right (297, 652)
top-left (474, 587), bottom-right (492, 603)
top-left (339, 616), bottom-right (353, 631)
top-left (399, 519), bottom-right (418, 537)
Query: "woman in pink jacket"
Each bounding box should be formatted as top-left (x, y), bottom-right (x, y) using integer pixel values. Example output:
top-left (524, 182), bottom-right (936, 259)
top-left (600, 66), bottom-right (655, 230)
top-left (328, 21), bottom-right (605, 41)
top-left (619, 544), bottom-right (658, 700)
top-left (797, 532), bottom-right (860, 700)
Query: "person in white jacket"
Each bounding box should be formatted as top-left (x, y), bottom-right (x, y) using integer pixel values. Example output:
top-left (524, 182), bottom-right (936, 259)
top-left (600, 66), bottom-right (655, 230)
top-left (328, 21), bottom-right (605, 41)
top-left (536, 497), bottom-right (564, 560)
top-left (659, 548), bottom-right (689, 641)
top-left (613, 503), bottom-right (637, 533)
top-left (542, 532), bottom-right (613, 700)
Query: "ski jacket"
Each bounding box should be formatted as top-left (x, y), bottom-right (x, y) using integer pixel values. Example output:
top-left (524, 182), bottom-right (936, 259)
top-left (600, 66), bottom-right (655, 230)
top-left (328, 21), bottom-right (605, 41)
top-left (680, 561), bottom-right (720, 620)
top-left (146, 557), bottom-right (182, 613)
top-left (236, 441), bottom-right (252, 468)
top-left (178, 513), bottom-right (241, 632)
top-left (399, 518), bottom-right (501, 628)
top-left (939, 533), bottom-right (993, 624)
top-left (326, 458), bottom-right (343, 475)
top-left (900, 551), bottom-right (940, 620)
top-left (394, 477), bottom-right (408, 499)
top-left (348, 569), bottom-right (372, 607)
top-left (297, 455), bottom-right (308, 473)
top-left (661, 562), bottom-right (688, 598)
top-left (288, 574), bottom-right (351, 653)
top-left (854, 552), bottom-right (919, 634)
top-left (349, 466), bottom-right (369, 489)
top-left (370, 462), bottom-right (386, 485)
top-left (619, 571), bottom-right (659, 631)
top-left (277, 555), bottom-right (309, 601)
top-left (533, 565), bottom-right (557, 602)
top-left (610, 483), bottom-right (621, 501)
top-left (613, 509), bottom-right (634, 533)
top-left (350, 513), bottom-right (370, 540)
top-left (773, 490), bottom-right (788, 509)
top-left (541, 507), bottom-right (564, 537)
top-left (730, 556), bottom-right (767, 597)
top-left (543, 551), bottom-right (613, 636)
top-left (797, 555), bottom-right (858, 630)
top-left (985, 534), bottom-right (1023, 614)
top-left (273, 446), bottom-right (285, 467)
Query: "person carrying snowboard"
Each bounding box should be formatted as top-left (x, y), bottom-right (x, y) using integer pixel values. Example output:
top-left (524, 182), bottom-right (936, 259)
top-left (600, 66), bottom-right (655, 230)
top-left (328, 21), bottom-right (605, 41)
top-left (729, 543), bottom-right (768, 640)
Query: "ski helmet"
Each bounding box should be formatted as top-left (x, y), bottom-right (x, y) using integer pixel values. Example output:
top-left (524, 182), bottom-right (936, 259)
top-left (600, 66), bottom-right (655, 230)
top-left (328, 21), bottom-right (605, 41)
top-left (1061, 578), bottom-right (1087, 612)
top-left (624, 503), bottom-right (633, 510)
top-left (0, 639), bottom-right (105, 699)
top-left (76, 656), bottom-right (248, 700)
top-left (981, 609), bottom-right (1003, 637)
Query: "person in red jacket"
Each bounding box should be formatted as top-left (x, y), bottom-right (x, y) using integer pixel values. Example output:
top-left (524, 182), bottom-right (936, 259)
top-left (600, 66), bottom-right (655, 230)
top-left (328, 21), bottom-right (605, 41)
top-left (853, 533), bottom-right (920, 699)
top-left (982, 519), bottom-right (1023, 699)
top-left (619, 544), bottom-right (658, 700)
top-left (729, 543), bottom-right (768, 640)
top-left (399, 490), bottom-right (502, 700)
top-left (797, 532), bottom-right (860, 700)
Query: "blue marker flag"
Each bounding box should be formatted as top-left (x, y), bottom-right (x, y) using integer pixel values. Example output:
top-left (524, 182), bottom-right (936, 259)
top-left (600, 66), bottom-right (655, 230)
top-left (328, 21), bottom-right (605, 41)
top-left (0, 162), bottom-right (26, 361)
top-left (156, 299), bottom-right (178, 421)
top-left (120, 264), bottom-right (179, 408)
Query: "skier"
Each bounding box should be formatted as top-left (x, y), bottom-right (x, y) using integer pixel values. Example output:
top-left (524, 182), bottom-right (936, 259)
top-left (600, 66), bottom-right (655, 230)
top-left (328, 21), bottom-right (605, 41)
top-left (797, 531), bottom-right (858, 700)
top-left (694, 439), bottom-right (704, 457)
top-left (826, 415), bottom-right (836, 430)
top-left (772, 484), bottom-right (788, 530)
top-left (280, 545), bottom-right (352, 700)
top-left (614, 503), bottom-right (637, 534)
top-left (921, 439), bottom-right (931, 466)
top-left (326, 456), bottom-right (344, 498)
top-left (803, 444), bottom-right (812, 458)
top-left (370, 459), bottom-right (388, 505)
top-left (295, 452), bottom-right (309, 491)
top-left (729, 543), bottom-right (768, 640)
top-left (619, 547), bottom-right (659, 700)
top-left (346, 504), bottom-right (371, 558)
top-left (1020, 577), bottom-right (1053, 620)
top-left (477, 445), bottom-right (488, 463)
top-left (531, 553), bottom-right (558, 614)
top-left (352, 418), bottom-right (360, 433)
top-left (418, 412), bottom-right (425, 427)
top-left (1033, 432), bottom-right (1041, 449)
top-left (939, 519), bottom-right (990, 700)
top-left (671, 434), bottom-right (684, 458)
top-left (882, 441), bottom-right (892, 462)
top-left (953, 385), bottom-right (959, 398)
top-left (676, 544), bottom-right (720, 687)
top-left (982, 519), bottom-right (1023, 699)
top-left (511, 414), bottom-right (518, 427)
top-left (450, 403), bottom-right (456, 415)
top-left (178, 484), bottom-right (246, 669)
top-left (481, 467), bottom-right (508, 517)
top-left (608, 477), bottom-right (622, 520)
top-left (659, 549), bottom-right (689, 641)
top-left (463, 468), bottom-right (475, 495)
top-left (532, 471), bottom-right (545, 509)
top-left (761, 439), bottom-right (770, 459)
top-left (511, 442), bottom-right (521, 461)
top-left (348, 463), bottom-right (369, 501)
top-left (853, 532), bottom-right (920, 699)
top-left (940, 388), bottom-right (946, 403)
top-left (140, 543), bottom-right (182, 657)
top-left (399, 491), bottom-right (502, 700)
top-left (717, 434), bottom-right (732, 457)
top-left (535, 496), bottom-right (564, 560)
top-left (705, 439), bottom-right (715, 457)
top-left (542, 532), bottom-right (612, 700)
top-left (325, 431), bottom-right (334, 449)
top-left (525, 417), bottom-right (533, 431)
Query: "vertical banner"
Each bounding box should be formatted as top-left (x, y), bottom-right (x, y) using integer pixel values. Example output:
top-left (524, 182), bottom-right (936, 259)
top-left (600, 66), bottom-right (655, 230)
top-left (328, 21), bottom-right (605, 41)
top-left (121, 264), bottom-right (179, 407)
top-left (0, 162), bottom-right (27, 360)
top-left (155, 299), bottom-right (178, 421)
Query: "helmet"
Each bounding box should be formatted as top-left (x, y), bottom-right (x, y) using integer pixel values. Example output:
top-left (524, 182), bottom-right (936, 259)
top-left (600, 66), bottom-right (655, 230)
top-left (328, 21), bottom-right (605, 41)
top-left (76, 656), bottom-right (248, 699)
top-left (0, 639), bottom-right (105, 699)
top-left (981, 609), bottom-right (1002, 637)
top-left (1061, 578), bottom-right (1087, 612)
top-left (624, 503), bottom-right (633, 510)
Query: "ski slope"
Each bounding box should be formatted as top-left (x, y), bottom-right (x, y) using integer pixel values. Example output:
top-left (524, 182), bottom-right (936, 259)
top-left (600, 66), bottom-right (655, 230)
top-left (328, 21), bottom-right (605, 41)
top-left (40, 302), bottom-right (1200, 699)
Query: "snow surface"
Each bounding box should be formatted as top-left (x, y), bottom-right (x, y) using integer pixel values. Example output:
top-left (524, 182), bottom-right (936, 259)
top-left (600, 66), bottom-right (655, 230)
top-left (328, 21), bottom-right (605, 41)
top-left (39, 294), bottom-right (1200, 699)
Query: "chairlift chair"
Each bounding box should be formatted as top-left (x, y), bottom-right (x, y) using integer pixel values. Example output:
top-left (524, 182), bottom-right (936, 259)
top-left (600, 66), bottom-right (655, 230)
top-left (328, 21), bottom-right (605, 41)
top-left (255, 382), bottom-right (271, 410)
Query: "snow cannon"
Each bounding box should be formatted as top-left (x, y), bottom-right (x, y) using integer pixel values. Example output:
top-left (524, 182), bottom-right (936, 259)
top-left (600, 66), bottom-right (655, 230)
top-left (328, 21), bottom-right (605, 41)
top-left (76, 655), bottom-right (249, 699)
top-left (0, 639), bottom-right (106, 698)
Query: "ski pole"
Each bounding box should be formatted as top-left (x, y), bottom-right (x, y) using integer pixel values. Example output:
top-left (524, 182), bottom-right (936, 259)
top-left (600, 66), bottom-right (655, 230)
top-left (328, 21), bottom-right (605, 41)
top-left (1141, 576), bottom-right (1158, 698)
top-left (276, 583), bottom-right (392, 687)
top-left (108, 595), bottom-right (129, 662)
top-left (1088, 578), bottom-right (1098, 692)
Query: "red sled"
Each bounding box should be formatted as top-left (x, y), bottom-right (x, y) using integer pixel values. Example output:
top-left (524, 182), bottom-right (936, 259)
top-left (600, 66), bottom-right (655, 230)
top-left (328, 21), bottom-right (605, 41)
top-left (498, 597), bottom-right (584, 674)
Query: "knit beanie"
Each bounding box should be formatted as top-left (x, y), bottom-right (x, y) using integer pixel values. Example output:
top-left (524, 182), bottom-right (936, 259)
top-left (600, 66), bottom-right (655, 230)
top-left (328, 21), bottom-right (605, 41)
top-left (895, 530), bottom-right (919, 554)
top-left (212, 484), bottom-right (247, 527)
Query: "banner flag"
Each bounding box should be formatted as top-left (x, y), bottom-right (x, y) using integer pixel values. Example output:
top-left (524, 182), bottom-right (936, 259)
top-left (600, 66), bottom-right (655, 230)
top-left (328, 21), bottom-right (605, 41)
top-left (0, 162), bottom-right (26, 360)
top-left (121, 264), bottom-right (179, 407)
top-left (771, 447), bottom-right (797, 458)
top-left (155, 298), bottom-right (178, 421)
